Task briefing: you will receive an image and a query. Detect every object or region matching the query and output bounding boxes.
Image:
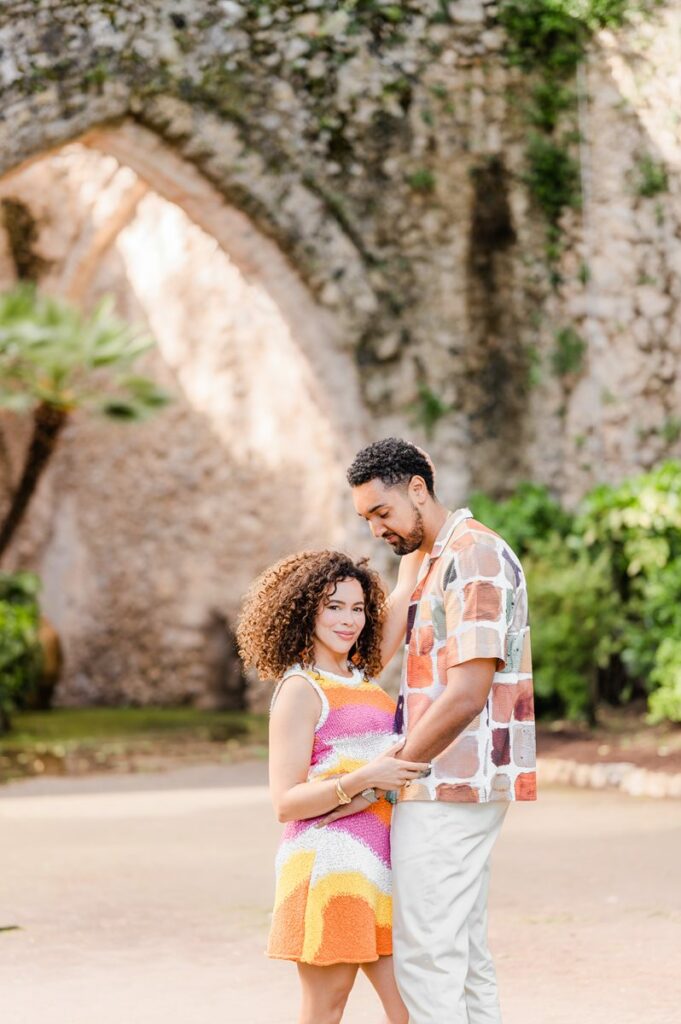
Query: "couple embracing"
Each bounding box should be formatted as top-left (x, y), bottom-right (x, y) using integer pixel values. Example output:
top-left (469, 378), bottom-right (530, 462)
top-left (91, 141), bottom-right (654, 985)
top-left (237, 438), bottom-right (536, 1024)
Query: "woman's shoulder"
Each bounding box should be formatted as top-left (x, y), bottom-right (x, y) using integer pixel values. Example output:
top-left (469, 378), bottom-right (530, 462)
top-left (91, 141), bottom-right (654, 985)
top-left (270, 664), bottom-right (332, 719)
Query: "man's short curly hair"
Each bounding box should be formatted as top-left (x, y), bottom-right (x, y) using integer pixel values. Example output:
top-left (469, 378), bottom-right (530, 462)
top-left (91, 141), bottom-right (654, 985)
top-left (346, 437), bottom-right (435, 495)
top-left (236, 550), bottom-right (386, 681)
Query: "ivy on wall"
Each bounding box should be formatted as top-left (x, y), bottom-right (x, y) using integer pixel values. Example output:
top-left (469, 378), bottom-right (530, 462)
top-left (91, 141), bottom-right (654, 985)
top-left (498, 0), bottom-right (662, 271)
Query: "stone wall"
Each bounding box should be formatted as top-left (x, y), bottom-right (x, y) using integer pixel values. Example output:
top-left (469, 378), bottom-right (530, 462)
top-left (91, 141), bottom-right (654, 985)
top-left (0, 143), bottom-right (360, 708)
top-left (0, 1), bottom-right (680, 706)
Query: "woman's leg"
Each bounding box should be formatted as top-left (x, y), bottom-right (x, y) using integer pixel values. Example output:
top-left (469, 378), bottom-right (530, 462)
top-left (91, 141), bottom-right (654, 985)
top-left (297, 961), bottom-right (359, 1024)
top-left (362, 956), bottom-right (409, 1024)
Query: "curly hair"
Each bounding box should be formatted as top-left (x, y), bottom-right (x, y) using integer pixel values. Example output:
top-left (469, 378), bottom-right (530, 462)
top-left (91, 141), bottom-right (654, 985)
top-left (346, 437), bottom-right (435, 495)
top-left (236, 550), bottom-right (387, 682)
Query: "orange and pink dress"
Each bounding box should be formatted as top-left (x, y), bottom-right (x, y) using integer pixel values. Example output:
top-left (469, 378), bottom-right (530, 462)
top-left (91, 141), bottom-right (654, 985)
top-left (267, 664), bottom-right (397, 966)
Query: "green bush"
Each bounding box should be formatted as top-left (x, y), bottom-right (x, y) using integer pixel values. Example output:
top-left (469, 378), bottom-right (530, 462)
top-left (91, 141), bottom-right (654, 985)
top-left (648, 639), bottom-right (681, 723)
top-left (576, 462), bottom-right (681, 720)
top-left (469, 483), bottom-right (573, 557)
top-left (0, 572), bottom-right (42, 732)
top-left (477, 461), bottom-right (681, 721)
top-left (524, 538), bottom-right (623, 719)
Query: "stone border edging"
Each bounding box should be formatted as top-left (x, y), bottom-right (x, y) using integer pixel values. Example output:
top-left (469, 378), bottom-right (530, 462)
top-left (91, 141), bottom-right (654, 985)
top-left (538, 757), bottom-right (681, 799)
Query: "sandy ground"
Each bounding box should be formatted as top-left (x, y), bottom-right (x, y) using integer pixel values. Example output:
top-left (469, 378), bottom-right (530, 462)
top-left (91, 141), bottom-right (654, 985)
top-left (1, 761), bottom-right (679, 1024)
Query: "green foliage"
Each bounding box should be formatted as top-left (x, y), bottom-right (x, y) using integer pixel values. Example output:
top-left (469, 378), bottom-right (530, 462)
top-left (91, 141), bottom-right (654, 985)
top-left (0, 572), bottom-right (42, 732)
top-left (525, 539), bottom-right (623, 719)
top-left (405, 168), bottom-right (436, 193)
top-left (498, 0), bottom-right (587, 74)
top-left (661, 417), bottom-right (681, 445)
top-left (0, 285), bottom-right (169, 420)
top-left (499, 0), bottom-right (659, 68)
top-left (648, 639), bottom-right (681, 722)
top-left (524, 135), bottom-right (581, 226)
top-left (524, 342), bottom-right (543, 389)
top-left (500, 0), bottom-right (660, 262)
top-left (478, 462), bottom-right (681, 720)
top-left (576, 463), bottom-right (681, 720)
top-left (525, 82), bottom-right (576, 133)
top-left (411, 384), bottom-right (452, 437)
top-left (468, 483), bottom-right (573, 557)
top-left (577, 461), bottom-right (681, 578)
top-left (551, 326), bottom-right (586, 376)
top-left (634, 154), bottom-right (669, 198)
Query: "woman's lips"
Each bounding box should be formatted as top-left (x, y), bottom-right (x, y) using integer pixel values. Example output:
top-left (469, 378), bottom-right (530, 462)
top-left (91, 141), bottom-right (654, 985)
top-left (335, 631), bottom-right (356, 640)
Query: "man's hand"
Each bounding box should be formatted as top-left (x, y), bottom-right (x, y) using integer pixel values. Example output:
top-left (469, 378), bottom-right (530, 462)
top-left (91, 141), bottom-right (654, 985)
top-left (314, 793), bottom-right (374, 827)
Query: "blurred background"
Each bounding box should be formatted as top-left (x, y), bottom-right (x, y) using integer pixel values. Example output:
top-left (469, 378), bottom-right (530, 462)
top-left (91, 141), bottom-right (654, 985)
top-left (1, 5), bottom-right (680, 1024)
top-left (0, 0), bottom-right (680, 768)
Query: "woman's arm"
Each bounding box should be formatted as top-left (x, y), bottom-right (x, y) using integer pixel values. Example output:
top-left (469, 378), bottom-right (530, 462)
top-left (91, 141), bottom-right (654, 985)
top-left (269, 677), bottom-right (429, 822)
top-left (379, 547), bottom-right (427, 669)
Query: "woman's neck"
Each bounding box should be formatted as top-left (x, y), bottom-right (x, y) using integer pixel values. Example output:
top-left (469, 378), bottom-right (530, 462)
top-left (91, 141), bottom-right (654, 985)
top-left (311, 645), bottom-right (353, 677)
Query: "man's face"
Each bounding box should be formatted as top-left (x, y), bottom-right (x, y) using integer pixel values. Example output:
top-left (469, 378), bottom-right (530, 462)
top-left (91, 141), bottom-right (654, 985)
top-left (352, 479), bottom-right (425, 555)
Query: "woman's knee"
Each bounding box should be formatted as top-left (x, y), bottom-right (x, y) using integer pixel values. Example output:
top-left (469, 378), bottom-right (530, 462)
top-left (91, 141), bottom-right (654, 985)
top-left (299, 975), bottom-right (353, 1024)
top-left (300, 993), bottom-right (349, 1024)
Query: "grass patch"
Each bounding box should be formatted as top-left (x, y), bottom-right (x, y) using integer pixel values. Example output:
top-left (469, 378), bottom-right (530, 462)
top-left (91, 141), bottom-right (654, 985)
top-left (0, 707), bottom-right (268, 751)
top-left (0, 708), bottom-right (270, 784)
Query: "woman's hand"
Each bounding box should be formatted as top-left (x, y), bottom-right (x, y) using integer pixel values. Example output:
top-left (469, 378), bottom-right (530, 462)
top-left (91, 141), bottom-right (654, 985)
top-left (363, 740), bottom-right (431, 792)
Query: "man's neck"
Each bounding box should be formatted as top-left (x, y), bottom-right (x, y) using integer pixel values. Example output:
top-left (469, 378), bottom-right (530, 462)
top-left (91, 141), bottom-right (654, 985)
top-left (421, 502), bottom-right (451, 555)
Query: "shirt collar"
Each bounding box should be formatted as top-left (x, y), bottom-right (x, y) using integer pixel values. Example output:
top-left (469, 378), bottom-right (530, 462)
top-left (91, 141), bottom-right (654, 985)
top-left (430, 507), bottom-right (474, 560)
top-left (413, 507), bottom-right (474, 588)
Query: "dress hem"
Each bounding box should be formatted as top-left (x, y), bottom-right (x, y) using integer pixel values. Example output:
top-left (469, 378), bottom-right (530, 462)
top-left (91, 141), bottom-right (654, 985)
top-left (266, 951), bottom-right (392, 966)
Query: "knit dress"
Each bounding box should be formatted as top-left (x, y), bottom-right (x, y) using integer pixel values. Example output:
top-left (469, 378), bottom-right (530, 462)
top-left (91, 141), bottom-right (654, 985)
top-left (267, 664), bottom-right (397, 966)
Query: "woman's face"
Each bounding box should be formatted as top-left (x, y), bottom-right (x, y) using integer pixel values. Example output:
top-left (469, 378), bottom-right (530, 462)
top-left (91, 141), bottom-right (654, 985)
top-left (314, 577), bottom-right (366, 658)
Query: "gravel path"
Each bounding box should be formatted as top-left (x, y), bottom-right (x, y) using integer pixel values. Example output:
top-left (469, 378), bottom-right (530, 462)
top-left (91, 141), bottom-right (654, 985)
top-left (1, 761), bottom-right (679, 1024)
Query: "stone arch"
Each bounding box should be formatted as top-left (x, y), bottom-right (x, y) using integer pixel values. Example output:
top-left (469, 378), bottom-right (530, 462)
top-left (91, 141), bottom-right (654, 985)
top-left (0, 117), bottom-right (375, 708)
top-left (2, 117), bottom-right (371, 455)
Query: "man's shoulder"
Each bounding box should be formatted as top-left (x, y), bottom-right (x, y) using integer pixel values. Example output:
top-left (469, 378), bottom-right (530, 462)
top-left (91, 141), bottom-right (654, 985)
top-left (444, 517), bottom-right (525, 583)
top-left (448, 516), bottom-right (505, 552)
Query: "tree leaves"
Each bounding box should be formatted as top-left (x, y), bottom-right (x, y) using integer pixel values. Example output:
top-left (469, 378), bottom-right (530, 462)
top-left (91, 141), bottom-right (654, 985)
top-left (0, 285), bottom-right (170, 418)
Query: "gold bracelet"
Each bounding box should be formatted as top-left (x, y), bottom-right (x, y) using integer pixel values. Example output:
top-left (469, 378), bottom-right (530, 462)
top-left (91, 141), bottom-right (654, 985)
top-left (335, 777), bottom-right (352, 805)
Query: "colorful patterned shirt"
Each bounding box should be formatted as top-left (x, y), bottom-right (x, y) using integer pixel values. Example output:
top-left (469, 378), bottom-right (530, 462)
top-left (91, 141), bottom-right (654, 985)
top-left (394, 508), bottom-right (536, 803)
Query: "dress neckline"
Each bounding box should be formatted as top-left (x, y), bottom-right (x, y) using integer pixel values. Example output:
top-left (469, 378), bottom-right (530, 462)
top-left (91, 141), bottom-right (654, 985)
top-left (312, 664), bottom-right (364, 685)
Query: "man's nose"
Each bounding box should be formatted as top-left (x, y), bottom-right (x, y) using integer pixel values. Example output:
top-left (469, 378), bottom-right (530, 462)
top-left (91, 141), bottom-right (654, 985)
top-left (370, 521), bottom-right (385, 538)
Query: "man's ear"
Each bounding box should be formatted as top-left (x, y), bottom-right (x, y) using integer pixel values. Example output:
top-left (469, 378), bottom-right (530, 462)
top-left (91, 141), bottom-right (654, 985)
top-left (408, 475), bottom-right (429, 504)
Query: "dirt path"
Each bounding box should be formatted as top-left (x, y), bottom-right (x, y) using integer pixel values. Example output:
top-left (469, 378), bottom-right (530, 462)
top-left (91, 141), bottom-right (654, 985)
top-left (1, 762), bottom-right (679, 1024)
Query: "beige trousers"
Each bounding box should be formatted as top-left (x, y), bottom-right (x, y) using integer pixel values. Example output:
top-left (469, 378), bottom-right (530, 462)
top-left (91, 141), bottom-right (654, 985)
top-left (391, 800), bottom-right (509, 1024)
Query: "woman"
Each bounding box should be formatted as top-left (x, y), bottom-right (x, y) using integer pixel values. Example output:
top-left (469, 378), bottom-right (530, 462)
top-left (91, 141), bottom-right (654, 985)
top-left (237, 549), bottom-right (429, 1024)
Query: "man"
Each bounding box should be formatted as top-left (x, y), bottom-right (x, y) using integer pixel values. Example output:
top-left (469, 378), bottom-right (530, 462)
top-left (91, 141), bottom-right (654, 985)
top-left (346, 437), bottom-right (536, 1024)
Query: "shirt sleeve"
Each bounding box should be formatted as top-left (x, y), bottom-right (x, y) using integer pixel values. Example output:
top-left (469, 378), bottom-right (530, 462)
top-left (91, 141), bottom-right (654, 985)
top-left (443, 543), bottom-right (511, 671)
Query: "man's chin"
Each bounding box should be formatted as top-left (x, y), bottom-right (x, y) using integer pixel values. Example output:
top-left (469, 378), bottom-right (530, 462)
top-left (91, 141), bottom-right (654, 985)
top-left (388, 539), bottom-right (418, 556)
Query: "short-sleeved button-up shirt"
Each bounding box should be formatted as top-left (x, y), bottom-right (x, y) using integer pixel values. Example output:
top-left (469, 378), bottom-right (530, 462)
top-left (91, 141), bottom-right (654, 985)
top-left (394, 507), bottom-right (536, 803)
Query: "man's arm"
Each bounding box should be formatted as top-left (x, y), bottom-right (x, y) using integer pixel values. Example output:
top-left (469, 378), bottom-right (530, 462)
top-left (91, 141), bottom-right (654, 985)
top-left (398, 658), bottom-right (496, 763)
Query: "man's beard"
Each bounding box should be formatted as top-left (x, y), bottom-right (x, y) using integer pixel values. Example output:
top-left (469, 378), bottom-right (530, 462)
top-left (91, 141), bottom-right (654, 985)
top-left (389, 507), bottom-right (424, 555)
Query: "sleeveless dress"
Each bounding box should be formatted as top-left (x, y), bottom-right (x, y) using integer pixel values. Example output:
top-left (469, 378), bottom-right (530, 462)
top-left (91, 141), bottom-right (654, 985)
top-left (267, 664), bottom-right (397, 966)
